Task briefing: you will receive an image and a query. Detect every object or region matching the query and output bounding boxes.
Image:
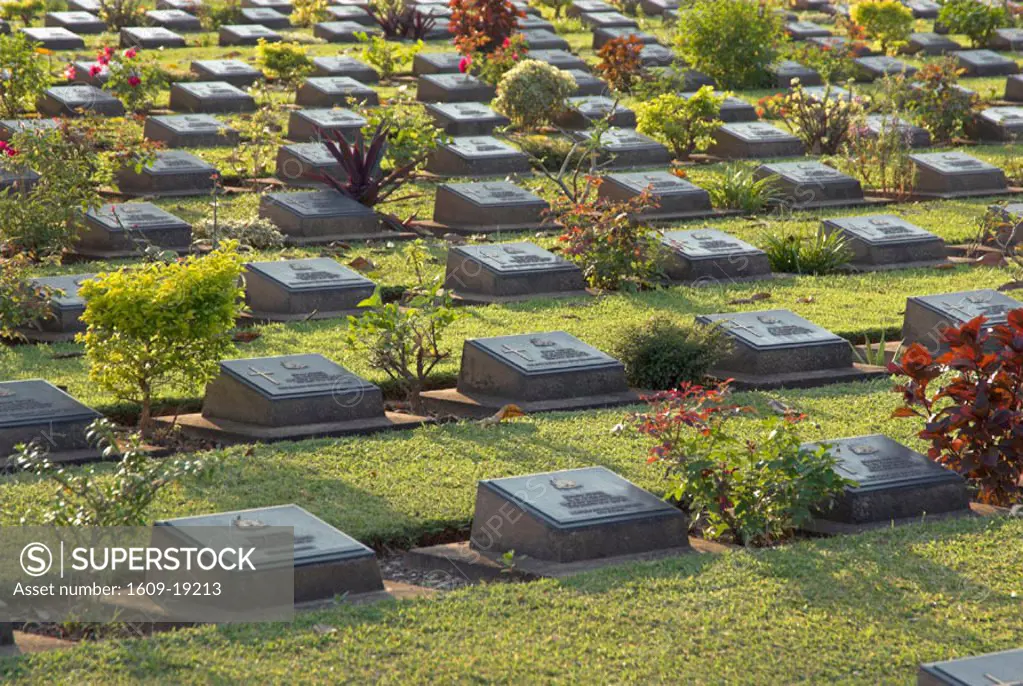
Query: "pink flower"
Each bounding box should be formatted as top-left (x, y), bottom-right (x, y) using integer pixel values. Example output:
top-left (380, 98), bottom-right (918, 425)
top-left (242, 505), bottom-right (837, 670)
top-left (63, 64), bottom-right (77, 81)
top-left (502, 37), bottom-right (510, 48)
top-left (127, 75), bottom-right (141, 87)
top-left (97, 46), bottom-right (114, 66)
top-left (458, 55), bottom-right (471, 73)
top-left (123, 47), bottom-right (137, 59)
top-left (512, 53), bottom-right (519, 60)
top-left (89, 64), bottom-right (102, 77)
top-left (0, 141), bottom-right (18, 158)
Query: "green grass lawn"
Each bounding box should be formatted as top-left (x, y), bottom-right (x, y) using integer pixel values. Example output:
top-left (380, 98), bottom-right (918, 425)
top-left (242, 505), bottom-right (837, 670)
top-left (2, 516), bottom-right (1021, 684)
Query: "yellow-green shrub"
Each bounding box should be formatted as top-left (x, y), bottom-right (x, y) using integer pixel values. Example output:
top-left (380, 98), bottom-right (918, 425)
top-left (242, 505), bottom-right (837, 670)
top-left (493, 59), bottom-right (576, 129)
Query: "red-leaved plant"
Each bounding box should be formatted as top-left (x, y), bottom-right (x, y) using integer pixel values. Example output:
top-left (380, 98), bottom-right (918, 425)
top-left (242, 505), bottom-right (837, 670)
top-left (449, 0), bottom-right (523, 55)
top-left (317, 124), bottom-right (421, 207)
top-left (890, 311), bottom-right (1023, 506)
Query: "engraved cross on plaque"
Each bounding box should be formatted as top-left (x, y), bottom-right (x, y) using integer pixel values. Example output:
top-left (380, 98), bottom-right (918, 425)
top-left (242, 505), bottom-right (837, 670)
top-left (248, 366), bottom-right (279, 385)
top-left (501, 344), bottom-right (532, 361)
top-left (723, 319), bottom-right (763, 338)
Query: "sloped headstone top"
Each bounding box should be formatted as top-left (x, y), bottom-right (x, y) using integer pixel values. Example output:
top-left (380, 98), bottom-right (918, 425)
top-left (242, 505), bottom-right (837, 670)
top-left (265, 190), bottom-right (372, 217)
top-left (919, 649), bottom-right (1023, 686)
top-left (86, 202), bottom-right (189, 231)
top-left (661, 229), bottom-right (762, 259)
top-left (910, 152), bottom-right (999, 175)
top-left (803, 434), bottom-right (962, 491)
top-left (221, 354), bottom-right (376, 400)
top-left (444, 181), bottom-right (544, 207)
top-left (911, 289), bottom-right (1020, 325)
top-left (29, 273), bottom-right (94, 309)
top-left (452, 242), bottom-right (575, 275)
top-left (470, 331), bottom-right (620, 375)
top-left (246, 257), bottom-right (373, 292)
top-left (697, 309), bottom-right (843, 351)
top-left (824, 215), bottom-right (936, 245)
top-left (0, 380), bottom-right (99, 429)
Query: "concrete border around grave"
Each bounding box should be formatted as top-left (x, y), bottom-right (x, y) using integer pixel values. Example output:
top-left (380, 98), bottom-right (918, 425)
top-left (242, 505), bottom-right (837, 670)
top-left (802, 501), bottom-right (1001, 536)
top-left (907, 186), bottom-right (1023, 201)
top-left (704, 363), bottom-right (889, 390)
top-left (155, 410), bottom-right (433, 444)
top-left (447, 288), bottom-right (592, 306)
top-left (240, 306), bottom-right (369, 323)
top-left (411, 219), bottom-right (556, 236)
top-left (418, 387), bottom-right (643, 419)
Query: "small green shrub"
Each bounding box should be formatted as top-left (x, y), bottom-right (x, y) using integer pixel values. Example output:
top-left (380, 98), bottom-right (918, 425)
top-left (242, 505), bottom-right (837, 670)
top-left (832, 112), bottom-right (915, 199)
top-left (197, 0), bottom-right (243, 29)
top-left (611, 317), bottom-right (729, 390)
top-left (357, 33), bottom-right (422, 81)
top-left (0, 256), bottom-right (54, 339)
top-left (674, 0), bottom-right (783, 89)
top-left (256, 39), bottom-right (313, 84)
top-left (635, 87), bottom-right (723, 160)
top-left (763, 229), bottom-right (853, 275)
top-left (79, 245), bottom-right (245, 437)
top-left (292, 0), bottom-right (329, 26)
top-left (0, 0), bottom-right (45, 24)
top-left (938, 0), bottom-right (1009, 48)
top-left (193, 217), bottom-right (285, 250)
top-left (758, 83), bottom-right (861, 155)
top-left (632, 382), bottom-right (851, 546)
top-left (493, 59), bottom-right (576, 129)
top-left (361, 90), bottom-right (448, 170)
top-left (850, 0), bottom-right (913, 53)
top-left (705, 163), bottom-right (780, 213)
top-left (907, 57), bottom-right (979, 143)
top-left (0, 33), bottom-right (51, 118)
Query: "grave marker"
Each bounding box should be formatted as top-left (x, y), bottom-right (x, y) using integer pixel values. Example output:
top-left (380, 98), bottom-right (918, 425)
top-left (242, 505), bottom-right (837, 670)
top-left (275, 142), bottom-right (345, 185)
top-left (658, 229), bottom-right (771, 283)
top-left (412, 51), bottom-right (462, 76)
top-left (989, 27), bottom-right (1023, 51)
top-left (973, 106), bottom-right (1023, 141)
top-left (314, 20), bottom-right (379, 42)
top-left (44, 11), bottom-right (105, 33)
top-left (785, 20), bottom-right (831, 40)
top-left (311, 56), bottom-right (379, 83)
top-left (144, 114), bottom-right (240, 147)
top-left (244, 257), bottom-right (376, 321)
top-left (296, 76), bottom-right (379, 107)
top-left (145, 9), bottom-right (203, 31)
top-left (286, 107), bottom-right (366, 142)
top-left (708, 122), bottom-right (805, 159)
top-left (519, 29), bottom-right (570, 50)
top-left (416, 73), bottom-right (495, 103)
top-left (429, 181), bottom-right (549, 234)
top-left (238, 7), bottom-right (291, 27)
top-left (557, 95), bottom-right (635, 129)
top-left (953, 49), bottom-right (1019, 77)
top-left (919, 649), bottom-right (1023, 686)
top-left (443, 241), bottom-right (587, 304)
top-left (574, 127), bottom-right (671, 168)
top-left (526, 49), bottom-right (588, 72)
top-left (0, 380), bottom-right (101, 465)
top-left (190, 59), bottom-right (262, 87)
top-left (259, 190), bottom-right (388, 244)
top-left (78, 202), bottom-right (192, 257)
top-left (821, 215), bottom-right (946, 268)
top-left (19, 273), bottom-right (95, 342)
top-left (597, 171), bottom-right (716, 221)
top-left (37, 85), bottom-right (124, 117)
top-left (425, 102), bottom-right (510, 136)
top-left (219, 24), bottom-right (282, 46)
top-left (115, 150), bottom-right (219, 197)
top-left (20, 27), bottom-right (85, 50)
top-left (905, 32), bottom-right (960, 55)
top-left (425, 135), bottom-right (531, 177)
top-left (902, 289), bottom-right (1022, 353)
top-left (768, 60), bottom-right (823, 87)
top-left (853, 55), bottom-right (916, 81)
top-left (863, 114), bottom-right (931, 148)
top-left (170, 81), bottom-right (256, 113)
top-left (0, 118), bottom-right (58, 142)
top-left (910, 152), bottom-right (1009, 198)
top-left (120, 26), bottom-right (186, 48)
top-left (754, 161), bottom-right (867, 209)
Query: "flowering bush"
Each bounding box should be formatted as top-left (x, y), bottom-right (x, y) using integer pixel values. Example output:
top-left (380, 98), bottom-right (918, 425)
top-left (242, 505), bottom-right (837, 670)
top-left (556, 191), bottom-right (659, 291)
top-left (631, 382), bottom-right (849, 545)
top-left (890, 311), bottom-right (1023, 506)
top-left (493, 58), bottom-right (575, 129)
top-left (595, 34), bottom-right (644, 93)
top-left (635, 87), bottom-right (723, 160)
top-left (786, 41), bottom-right (865, 84)
top-left (907, 58), bottom-right (979, 143)
top-left (70, 46), bottom-right (164, 113)
top-left (758, 83), bottom-right (861, 155)
top-left (470, 34), bottom-right (528, 85)
top-left (832, 113), bottom-right (915, 199)
top-left (450, 0), bottom-right (523, 55)
top-left (0, 33), bottom-right (51, 118)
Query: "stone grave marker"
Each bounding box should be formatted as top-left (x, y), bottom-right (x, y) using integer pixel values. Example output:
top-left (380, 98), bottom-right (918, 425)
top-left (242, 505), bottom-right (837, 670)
top-left (682, 91), bottom-right (756, 122)
top-left (70, 60), bottom-right (109, 86)
top-left (753, 161), bottom-right (867, 209)
top-left (242, 0), bottom-right (293, 11)
top-left (325, 5), bottom-right (374, 24)
top-left (973, 106), bottom-right (1023, 141)
top-left (909, 152), bottom-right (1008, 198)
top-left (412, 52), bottom-right (463, 76)
top-left (145, 9), bottom-right (203, 31)
top-left (575, 128), bottom-right (671, 168)
top-left (167, 354), bottom-right (428, 442)
top-left (983, 201), bottom-right (1023, 247)
top-left (120, 26), bottom-right (186, 48)
top-left (78, 202), bottom-right (192, 256)
top-left (311, 56), bottom-right (379, 82)
top-left (190, 59), bottom-right (262, 87)
top-left (464, 467), bottom-right (690, 565)
top-left (768, 60), bottom-right (823, 87)
top-left (144, 113), bottom-right (240, 147)
top-left (863, 114), bottom-right (931, 148)
top-left (0, 118), bottom-right (58, 142)
top-left (809, 35), bottom-right (877, 55)
top-left (425, 102), bottom-right (510, 136)
top-left (821, 215), bottom-right (946, 268)
top-left (286, 107), bottom-right (366, 141)
top-left (919, 649), bottom-right (1023, 686)
top-left (44, 11), bottom-right (106, 33)
top-left (785, 20), bottom-right (832, 40)
top-left (244, 257), bottom-right (376, 321)
top-left (517, 14), bottom-right (554, 31)
top-left (314, 20), bottom-right (379, 42)
top-left (708, 122), bottom-right (805, 159)
top-left (565, 69), bottom-right (606, 96)
top-left (0, 380), bottom-right (101, 465)
top-left (170, 81), bottom-right (256, 113)
top-left (591, 27), bottom-right (656, 50)
top-left (420, 331), bottom-right (639, 416)
top-left (21, 27), bottom-right (85, 50)
top-left (903, 0), bottom-right (939, 18)
top-left (638, 44), bottom-right (674, 67)
top-left (68, 0), bottom-right (101, 10)
top-left (18, 273), bottom-right (95, 342)
top-left (695, 309), bottom-right (885, 388)
top-left (238, 6), bottom-right (291, 27)
top-left (954, 49), bottom-right (1019, 76)
top-left (580, 10), bottom-right (636, 28)
top-left (902, 289), bottom-right (1022, 353)
top-left (426, 136), bottom-right (531, 177)
top-left (557, 95), bottom-right (635, 129)
top-left (259, 190), bottom-right (386, 243)
top-left (658, 229), bottom-right (771, 283)
top-left (905, 32), bottom-right (960, 55)
top-left (154, 504), bottom-right (384, 602)
top-left (802, 434), bottom-right (968, 530)
top-left (990, 27), bottom-right (1023, 51)
top-left (430, 181), bottom-right (549, 234)
top-left (157, 0), bottom-right (201, 10)
top-left (116, 150), bottom-right (218, 197)
top-left (853, 55), bottom-right (916, 81)
top-left (275, 142), bottom-right (344, 185)
top-left (416, 73), bottom-right (495, 103)
top-left (567, 0), bottom-right (614, 16)
top-left (800, 85), bottom-right (852, 103)
top-left (526, 49), bottom-right (588, 72)
top-left (1005, 74), bottom-right (1023, 102)
top-left (598, 171), bottom-right (715, 221)
top-left (519, 28), bottom-right (569, 51)
top-left (443, 241), bottom-right (586, 304)
top-left (37, 84), bottom-right (124, 117)
top-left (219, 24), bottom-right (282, 46)
top-left (0, 166), bottom-right (39, 194)
top-left (296, 76), bottom-right (379, 107)
top-left (640, 0), bottom-right (677, 14)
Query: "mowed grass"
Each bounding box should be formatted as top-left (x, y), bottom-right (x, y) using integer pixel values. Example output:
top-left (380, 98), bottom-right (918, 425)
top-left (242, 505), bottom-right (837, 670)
top-left (2, 515), bottom-right (1022, 684)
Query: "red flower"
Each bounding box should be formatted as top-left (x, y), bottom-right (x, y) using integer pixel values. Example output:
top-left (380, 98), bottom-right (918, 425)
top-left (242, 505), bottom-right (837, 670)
top-left (63, 64), bottom-right (77, 81)
top-left (458, 55), bottom-right (471, 73)
top-left (0, 141), bottom-right (18, 158)
top-left (123, 47), bottom-right (137, 59)
top-left (127, 75), bottom-right (141, 87)
top-left (89, 64), bottom-right (102, 77)
top-left (97, 46), bottom-right (114, 66)
top-left (502, 37), bottom-right (510, 48)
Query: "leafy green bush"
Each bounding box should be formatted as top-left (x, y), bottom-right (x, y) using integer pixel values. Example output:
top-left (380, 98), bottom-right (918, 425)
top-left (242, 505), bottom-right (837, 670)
top-left (493, 59), bottom-right (576, 129)
top-left (291, 0), bottom-right (329, 26)
top-left (357, 33), bottom-right (422, 81)
top-left (0, 256), bottom-right (54, 339)
top-left (674, 0), bottom-right (783, 89)
top-left (632, 382), bottom-right (850, 545)
top-left (0, 33), bottom-right (51, 118)
top-left (361, 90), bottom-right (448, 171)
top-left (197, 0), bottom-right (243, 29)
top-left (635, 87), bottom-right (723, 160)
top-left (98, 46), bottom-right (166, 113)
top-left (0, 0), bottom-right (45, 24)
top-left (256, 39), bottom-right (313, 84)
top-left (611, 317), bottom-right (729, 390)
top-left (705, 162), bottom-right (779, 213)
top-left (10, 419), bottom-right (212, 526)
top-left (907, 57), bottom-right (979, 143)
top-left (758, 83), bottom-right (861, 155)
top-left (79, 245), bottom-right (245, 437)
top-left (937, 0), bottom-right (1009, 48)
top-left (763, 229), bottom-right (853, 275)
top-left (850, 0), bottom-right (913, 53)
top-left (832, 112), bottom-right (915, 199)
top-left (193, 217), bottom-right (285, 250)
